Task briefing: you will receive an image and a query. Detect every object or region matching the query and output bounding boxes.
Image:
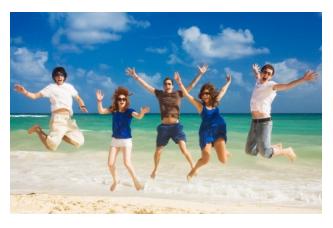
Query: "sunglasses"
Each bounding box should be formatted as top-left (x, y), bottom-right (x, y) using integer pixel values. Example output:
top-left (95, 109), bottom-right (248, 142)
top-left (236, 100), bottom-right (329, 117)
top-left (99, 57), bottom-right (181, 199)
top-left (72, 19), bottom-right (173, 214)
top-left (117, 98), bottom-right (127, 102)
top-left (261, 70), bottom-right (272, 76)
top-left (55, 72), bottom-right (65, 77)
top-left (201, 92), bottom-right (210, 96)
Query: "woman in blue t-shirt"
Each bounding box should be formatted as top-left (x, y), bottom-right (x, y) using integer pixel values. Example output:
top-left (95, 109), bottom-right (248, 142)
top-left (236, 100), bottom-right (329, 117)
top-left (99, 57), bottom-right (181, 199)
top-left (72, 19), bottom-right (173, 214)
top-left (174, 72), bottom-right (231, 181)
top-left (96, 87), bottom-right (150, 191)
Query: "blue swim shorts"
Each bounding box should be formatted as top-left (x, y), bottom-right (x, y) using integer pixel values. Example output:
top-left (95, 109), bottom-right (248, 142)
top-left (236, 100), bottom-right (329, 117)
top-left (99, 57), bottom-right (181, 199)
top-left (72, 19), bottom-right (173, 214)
top-left (156, 123), bottom-right (186, 147)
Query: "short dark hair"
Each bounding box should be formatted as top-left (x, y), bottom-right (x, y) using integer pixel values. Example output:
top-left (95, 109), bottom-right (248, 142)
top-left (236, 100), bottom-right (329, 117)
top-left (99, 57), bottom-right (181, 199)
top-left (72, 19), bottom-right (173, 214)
top-left (261, 64), bottom-right (275, 76)
top-left (163, 77), bottom-right (174, 85)
top-left (52, 66), bottom-right (67, 82)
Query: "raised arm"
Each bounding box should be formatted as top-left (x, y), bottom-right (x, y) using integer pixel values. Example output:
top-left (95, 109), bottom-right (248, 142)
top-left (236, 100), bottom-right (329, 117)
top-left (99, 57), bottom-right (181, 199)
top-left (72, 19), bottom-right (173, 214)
top-left (14, 84), bottom-right (43, 100)
top-left (273, 70), bottom-right (317, 92)
top-left (252, 64), bottom-right (261, 80)
top-left (132, 106), bottom-right (150, 119)
top-left (174, 72), bottom-right (203, 113)
top-left (216, 74), bottom-right (232, 101)
top-left (126, 67), bottom-right (155, 94)
top-left (75, 95), bottom-right (88, 113)
top-left (186, 64), bottom-right (208, 92)
top-left (96, 90), bottom-right (111, 114)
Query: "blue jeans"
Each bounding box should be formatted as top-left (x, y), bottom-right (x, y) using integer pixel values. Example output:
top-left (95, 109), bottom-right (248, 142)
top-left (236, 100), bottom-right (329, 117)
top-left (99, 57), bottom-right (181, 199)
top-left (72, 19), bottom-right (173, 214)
top-left (245, 119), bottom-right (273, 158)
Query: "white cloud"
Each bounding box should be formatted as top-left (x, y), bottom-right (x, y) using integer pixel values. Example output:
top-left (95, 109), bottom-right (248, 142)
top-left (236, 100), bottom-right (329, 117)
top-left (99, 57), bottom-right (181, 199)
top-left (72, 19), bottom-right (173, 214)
top-left (270, 59), bottom-right (322, 98)
top-left (50, 13), bottom-right (150, 51)
top-left (85, 70), bottom-right (115, 90)
top-left (10, 47), bottom-right (49, 82)
top-left (167, 54), bottom-right (185, 65)
top-left (137, 72), bottom-right (162, 88)
top-left (224, 67), bottom-right (251, 92)
top-left (272, 58), bottom-right (310, 83)
top-left (178, 26), bottom-right (269, 61)
top-left (146, 47), bottom-right (168, 54)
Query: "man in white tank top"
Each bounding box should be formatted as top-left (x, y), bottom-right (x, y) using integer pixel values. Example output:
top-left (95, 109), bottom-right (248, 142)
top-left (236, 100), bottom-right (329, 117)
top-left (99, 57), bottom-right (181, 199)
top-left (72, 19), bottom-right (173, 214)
top-left (245, 63), bottom-right (317, 161)
top-left (14, 66), bottom-right (88, 151)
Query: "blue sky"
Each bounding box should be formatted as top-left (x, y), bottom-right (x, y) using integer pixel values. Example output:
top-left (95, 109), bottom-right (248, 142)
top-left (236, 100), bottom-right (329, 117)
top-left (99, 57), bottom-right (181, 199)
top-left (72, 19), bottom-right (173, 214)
top-left (10, 12), bottom-right (322, 114)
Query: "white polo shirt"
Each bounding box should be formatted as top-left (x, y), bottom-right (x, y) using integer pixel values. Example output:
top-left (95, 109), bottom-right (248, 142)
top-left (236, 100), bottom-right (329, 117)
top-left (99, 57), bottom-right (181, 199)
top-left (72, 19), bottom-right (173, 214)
top-left (250, 80), bottom-right (277, 116)
top-left (40, 83), bottom-right (78, 115)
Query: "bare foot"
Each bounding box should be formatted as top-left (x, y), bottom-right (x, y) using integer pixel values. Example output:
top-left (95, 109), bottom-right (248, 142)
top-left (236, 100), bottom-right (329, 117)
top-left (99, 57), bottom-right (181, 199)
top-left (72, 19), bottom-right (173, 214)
top-left (286, 147), bottom-right (296, 162)
top-left (272, 143), bottom-right (283, 152)
top-left (134, 181), bottom-right (144, 191)
top-left (110, 181), bottom-right (119, 192)
top-left (186, 169), bottom-right (197, 182)
top-left (28, 125), bottom-right (41, 134)
top-left (150, 170), bottom-right (156, 179)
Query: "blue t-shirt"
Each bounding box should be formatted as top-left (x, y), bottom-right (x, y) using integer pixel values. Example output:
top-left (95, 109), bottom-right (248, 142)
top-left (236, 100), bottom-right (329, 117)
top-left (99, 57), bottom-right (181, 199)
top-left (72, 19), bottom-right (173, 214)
top-left (112, 108), bottom-right (135, 139)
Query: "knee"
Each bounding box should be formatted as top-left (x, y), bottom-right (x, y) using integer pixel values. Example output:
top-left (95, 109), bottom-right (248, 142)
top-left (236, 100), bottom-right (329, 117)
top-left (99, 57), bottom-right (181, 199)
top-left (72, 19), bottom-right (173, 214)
top-left (258, 145), bottom-right (273, 158)
top-left (73, 135), bottom-right (84, 148)
top-left (123, 160), bottom-right (132, 168)
top-left (108, 163), bottom-right (116, 170)
top-left (245, 144), bottom-right (256, 156)
top-left (200, 153), bottom-right (210, 164)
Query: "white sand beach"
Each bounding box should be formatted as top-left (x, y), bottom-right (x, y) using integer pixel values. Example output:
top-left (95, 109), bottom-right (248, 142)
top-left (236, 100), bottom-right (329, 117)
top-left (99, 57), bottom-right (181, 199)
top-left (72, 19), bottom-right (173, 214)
top-left (11, 193), bottom-right (320, 214)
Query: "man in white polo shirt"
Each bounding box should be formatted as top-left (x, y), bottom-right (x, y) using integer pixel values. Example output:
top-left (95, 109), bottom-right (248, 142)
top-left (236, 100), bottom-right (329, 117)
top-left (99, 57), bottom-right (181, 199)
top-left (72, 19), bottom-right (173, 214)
top-left (14, 66), bottom-right (88, 151)
top-left (245, 63), bottom-right (317, 161)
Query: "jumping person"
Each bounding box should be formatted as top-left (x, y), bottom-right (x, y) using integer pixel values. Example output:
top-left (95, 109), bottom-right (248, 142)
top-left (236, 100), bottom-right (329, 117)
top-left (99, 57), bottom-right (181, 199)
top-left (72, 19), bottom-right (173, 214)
top-left (96, 88), bottom-right (149, 191)
top-left (245, 63), bottom-right (317, 161)
top-left (126, 65), bottom-right (208, 179)
top-left (14, 66), bottom-right (87, 151)
top-left (174, 71), bottom-right (231, 181)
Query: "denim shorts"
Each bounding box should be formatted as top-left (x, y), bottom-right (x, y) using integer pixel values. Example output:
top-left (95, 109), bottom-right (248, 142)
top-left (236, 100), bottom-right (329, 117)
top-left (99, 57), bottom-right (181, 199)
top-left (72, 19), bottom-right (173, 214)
top-left (245, 119), bottom-right (273, 158)
top-left (156, 123), bottom-right (186, 147)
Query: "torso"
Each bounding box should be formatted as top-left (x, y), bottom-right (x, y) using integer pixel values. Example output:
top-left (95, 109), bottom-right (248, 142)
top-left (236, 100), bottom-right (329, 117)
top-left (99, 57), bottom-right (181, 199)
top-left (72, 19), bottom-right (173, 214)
top-left (52, 108), bottom-right (71, 115)
top-left (155, 90), bottom-right (182, 124)
top-left (251, 111), bottom-right (270, 119)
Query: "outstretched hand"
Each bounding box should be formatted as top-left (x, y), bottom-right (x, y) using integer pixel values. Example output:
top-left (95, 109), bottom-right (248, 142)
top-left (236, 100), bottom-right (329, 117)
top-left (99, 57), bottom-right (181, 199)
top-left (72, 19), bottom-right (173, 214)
top-left (126, 67), bottom-right (137, 78)
top-left (96, 90), bottom-right (104, 101)
top-left (14, 84), bottom-right (26, 94)
top-left (302, 71), bottom-right (317, 81)
top-left (141, 106), bottom-right (150, 114)
top-left (252, 64), bottom-right (260, 74)
top-left (198, 64), bottom-right (208, 75)
top-left (226, 74), bottom-right (232, 83)
top-left (174, 72), bottom-right (181, 83)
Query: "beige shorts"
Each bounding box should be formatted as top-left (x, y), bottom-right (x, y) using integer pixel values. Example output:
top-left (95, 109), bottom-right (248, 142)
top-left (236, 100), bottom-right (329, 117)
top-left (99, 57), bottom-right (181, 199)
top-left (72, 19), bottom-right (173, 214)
top-left (110, 137), bottom-right (132, 148)
top-left (46, 113), bottom-right (84, 151)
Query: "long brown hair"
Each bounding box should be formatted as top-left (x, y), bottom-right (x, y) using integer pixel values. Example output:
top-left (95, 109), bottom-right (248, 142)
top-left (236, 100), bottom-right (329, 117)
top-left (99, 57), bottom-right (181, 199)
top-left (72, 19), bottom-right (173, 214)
top-left (198, 83), bottom-right (219, 107)
top-left (109, 87), bottom-right (131, 112)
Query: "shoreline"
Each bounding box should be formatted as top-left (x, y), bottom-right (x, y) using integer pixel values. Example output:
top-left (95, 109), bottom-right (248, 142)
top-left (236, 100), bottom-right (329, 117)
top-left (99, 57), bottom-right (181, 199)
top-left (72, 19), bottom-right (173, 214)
top-left (11, 193), bottom-right (321, 214)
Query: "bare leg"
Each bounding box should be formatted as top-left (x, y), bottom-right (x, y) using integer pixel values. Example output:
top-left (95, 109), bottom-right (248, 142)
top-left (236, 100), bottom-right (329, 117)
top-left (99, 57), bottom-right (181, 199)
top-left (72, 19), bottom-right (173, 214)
top-left (121, 147), bottom-right (143, 191)
top-left (108, 146), bottom-right (120, 191)
top-left (62, 135), bottom-right (76, 146)
top-left (150, 146), bottom-right (163, 179)
top-left (28, 125), bottom-right (52, 151)
top-left (178, 140), bottom-right (195, 169)
top-left (273, 146), bottom-right (296, 161)
top-left (187, 144), bottom-right (212, 181)
top-left (214, 138), bottom-right (228, 164)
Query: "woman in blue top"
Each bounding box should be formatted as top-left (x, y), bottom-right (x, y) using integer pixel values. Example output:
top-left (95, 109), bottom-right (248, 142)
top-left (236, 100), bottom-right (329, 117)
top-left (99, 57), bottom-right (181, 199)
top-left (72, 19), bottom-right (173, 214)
top-left (174, 72), bottom-right (231, 181)
top-left (96, 87), bottom-right (150, 191)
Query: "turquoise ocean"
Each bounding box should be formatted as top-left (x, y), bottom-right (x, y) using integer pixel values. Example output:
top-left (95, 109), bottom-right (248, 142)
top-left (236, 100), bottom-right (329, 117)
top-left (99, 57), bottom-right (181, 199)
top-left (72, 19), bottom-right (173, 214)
top-left (10, 113), bottom-right (322, 209)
